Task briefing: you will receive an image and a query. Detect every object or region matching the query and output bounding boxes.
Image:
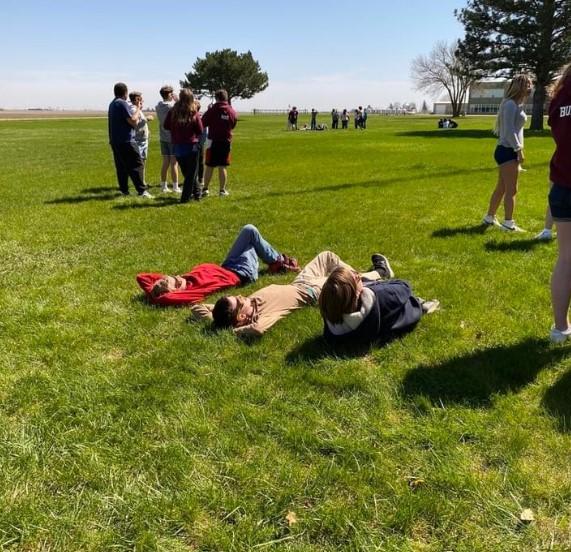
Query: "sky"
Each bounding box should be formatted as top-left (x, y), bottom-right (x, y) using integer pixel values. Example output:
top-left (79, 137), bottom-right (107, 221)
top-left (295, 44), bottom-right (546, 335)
top-left (0, 0), bottom-right (467, 111)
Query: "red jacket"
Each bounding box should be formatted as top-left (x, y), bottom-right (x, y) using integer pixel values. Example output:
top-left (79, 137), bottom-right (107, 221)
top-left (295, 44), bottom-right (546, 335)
top-left (201, 101), bottom-right (237, 141)
top-left (137, 263), bottom-right (241, 306)
top-left (548, 80), bottom-right (571, 188)
top-left (164, 110), bottom-right (203, 145)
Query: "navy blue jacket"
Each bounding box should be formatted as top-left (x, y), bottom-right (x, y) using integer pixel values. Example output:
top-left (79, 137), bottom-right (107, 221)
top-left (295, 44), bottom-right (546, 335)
top-left (323, 280), bottom-right (422, 345)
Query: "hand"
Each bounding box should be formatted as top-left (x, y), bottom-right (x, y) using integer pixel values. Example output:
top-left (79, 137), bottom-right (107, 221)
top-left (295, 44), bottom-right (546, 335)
top-left (517, 150), bottom-right (524, 163)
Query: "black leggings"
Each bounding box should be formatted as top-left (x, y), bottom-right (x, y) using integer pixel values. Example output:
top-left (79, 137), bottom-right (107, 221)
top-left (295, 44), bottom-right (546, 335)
top-left (176, 151), bottom-right (200, 202)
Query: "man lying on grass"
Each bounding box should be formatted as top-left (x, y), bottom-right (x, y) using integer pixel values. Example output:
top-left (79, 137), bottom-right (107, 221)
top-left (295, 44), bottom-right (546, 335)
top-left (137, 224), bottom-right (299, 306)
top-left (319, 259), bottom-right (439, 345)
top-left (191, 252), bottom-right (393, 337)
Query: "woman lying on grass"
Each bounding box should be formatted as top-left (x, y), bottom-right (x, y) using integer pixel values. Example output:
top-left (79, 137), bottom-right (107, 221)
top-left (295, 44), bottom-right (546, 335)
top-left (319, 257), bottom-right (439, 346)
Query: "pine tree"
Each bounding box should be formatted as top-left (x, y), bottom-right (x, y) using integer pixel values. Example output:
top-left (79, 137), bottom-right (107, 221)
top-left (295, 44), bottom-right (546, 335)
top-left (457, 0), bottom-right (571, 130)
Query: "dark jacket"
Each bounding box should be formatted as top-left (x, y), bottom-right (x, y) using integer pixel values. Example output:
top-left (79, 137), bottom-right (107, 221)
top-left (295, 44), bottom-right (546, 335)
top-left (323, 280), bottom-right (422, 345)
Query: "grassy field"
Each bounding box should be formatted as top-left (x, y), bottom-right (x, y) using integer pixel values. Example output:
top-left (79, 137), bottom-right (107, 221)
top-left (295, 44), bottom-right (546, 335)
top-left (0, 113), bottom-right (570, 551)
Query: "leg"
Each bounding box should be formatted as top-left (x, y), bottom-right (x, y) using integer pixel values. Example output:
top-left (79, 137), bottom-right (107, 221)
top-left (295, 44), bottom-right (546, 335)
top-left (111, 145), bottom-right (129, 194)
top-left (160, 155), bottom-right (169, 183)
top-left (293, 251), bottom-right (357, 291)
top-left (219, 167), bottom-right (227, 192)
top-left (486, 170), bottom-right (506, 218)
top-left (500, 161), bottom-right (519, 221)
top-left (203, 166), bottom-right (214, 192)
top-left (170, 156), bottom-right (179, 188)
top-left (177, 152), bottom-right (199, 203)
top-left (551, 221), bottom-right (571, 330)
top-left (122, 143), bottom-right (147, 195)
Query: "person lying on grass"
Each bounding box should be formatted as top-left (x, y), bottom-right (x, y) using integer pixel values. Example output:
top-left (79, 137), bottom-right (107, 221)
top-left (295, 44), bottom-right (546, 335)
top-left (191, 251), bottom-right (394, 338)
top-left (137, 224), bottom-right (299, 306)
top-left (319, 259), bottom-right (439, 345)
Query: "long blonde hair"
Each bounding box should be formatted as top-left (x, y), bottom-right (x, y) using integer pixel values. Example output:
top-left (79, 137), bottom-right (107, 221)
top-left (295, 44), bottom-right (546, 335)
top-left (551, 62), bottom-right (571, 100)
top-left (494, 74), bottom-right (532, 135)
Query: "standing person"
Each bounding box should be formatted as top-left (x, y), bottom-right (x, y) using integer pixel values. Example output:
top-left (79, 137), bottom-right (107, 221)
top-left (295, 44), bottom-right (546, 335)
top-left (331, 109), bottom-right (339, 129)
top-left (546, 63), bottom-right (571, 342)
top-left (201, 89), bottom-right (237, 198)
top-left (194, 100), bottom-right (207, 195)
top-left (362, 107), bottom-right (368, 129)
top-left (310, 108), bottom-right (318, 130)
top-left (155, 85), bottom-right (180, 193)
top-left (164, 89), bottom-right (203, 203)
top-left (288, 107), bottom-right (298, 130)
top-left (482, 74), bottom-right (532, 232)
top-left (354, 108), bottom-right (360, 129)
top-left (341, 109), bottom-right (349, 129)
top-left (128, 91), bottom-right (150, 186)
top-left (108, 82), bottom-right (152, 198)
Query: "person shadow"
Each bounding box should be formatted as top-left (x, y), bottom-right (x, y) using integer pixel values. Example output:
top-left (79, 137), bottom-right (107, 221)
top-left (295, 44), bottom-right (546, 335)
top-left (484, 239), bottom-right (546, 252)
top-left (542, 368), bottom-right (571, 433)
top-left (432, 225), bottom-right (489, 238)
top-left (401, 338), bottom-right (568, 407)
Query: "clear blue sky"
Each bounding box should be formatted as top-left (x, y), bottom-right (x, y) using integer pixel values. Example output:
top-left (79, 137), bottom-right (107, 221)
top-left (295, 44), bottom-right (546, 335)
top-left (0, 0), bottom-right (466, 110)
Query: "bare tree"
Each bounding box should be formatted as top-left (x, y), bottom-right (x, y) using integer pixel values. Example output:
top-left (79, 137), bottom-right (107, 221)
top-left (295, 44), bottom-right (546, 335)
top-left (411, 41), bottom-right (478, 117)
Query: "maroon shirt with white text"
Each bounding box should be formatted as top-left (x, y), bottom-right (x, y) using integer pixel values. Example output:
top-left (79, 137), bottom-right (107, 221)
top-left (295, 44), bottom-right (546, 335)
top-left (201, 101), bottom-right (237, 142)
top-left (549, 80), bottom-right (571, 188)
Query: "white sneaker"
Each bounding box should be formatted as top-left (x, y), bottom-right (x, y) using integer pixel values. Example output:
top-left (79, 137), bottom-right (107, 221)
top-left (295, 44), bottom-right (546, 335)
top-left (219, 189), bottom-right (230, 197)
top-left (140, 191), bottom-right (154, 199)
top-left (201, 189), bottom-right (210, 198)
top-left (550, 326), bottom-right (571, 343)
top-left (500, 222), bottom-right (525, 232)
top-left (172, 185), bottom-right (182, 194)
top-left (535, 229), bottom-right (553, 241)
top-left (482, 215), bottom-right (500, 227)
top-left (418, 298), bottom-right (440, 314)
top-left (161, 184), bottom-right (172, 193)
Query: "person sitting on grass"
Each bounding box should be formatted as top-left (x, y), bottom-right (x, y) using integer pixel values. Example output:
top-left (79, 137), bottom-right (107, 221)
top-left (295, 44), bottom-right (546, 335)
top-left (319, 260), bottom-right (439, 346)
top-left (137, 224), bottom-right (299, 306)
top-left (191, 252), bottom-right (394, 338)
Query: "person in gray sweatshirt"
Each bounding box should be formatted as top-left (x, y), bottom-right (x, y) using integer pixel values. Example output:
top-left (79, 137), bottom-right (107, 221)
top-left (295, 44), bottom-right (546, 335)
top-left (155, 85), bottom-right (180, 193)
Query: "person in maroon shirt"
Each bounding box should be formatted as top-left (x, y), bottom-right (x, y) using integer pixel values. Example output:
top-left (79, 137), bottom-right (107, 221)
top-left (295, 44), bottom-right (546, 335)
top-left (164, 88), bottom-right (203, 203)
top-left (547, 62), bottom-right (571, 342)
top-left (200, 89), bottom-right (237, 197)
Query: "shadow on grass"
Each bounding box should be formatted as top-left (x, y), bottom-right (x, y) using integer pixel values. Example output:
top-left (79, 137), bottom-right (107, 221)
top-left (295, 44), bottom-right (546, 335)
top-left (402, 338), bottom-right (566, 407)
top-left (432, 224), bottom-right (489, 238)
top-left (285, 335), bottom-right (382, 363)
top-left (397, 129), bottom-right (495, 139)
top-left (112, 196), bottom-right (181, 210)
top-left (81, 186), bottom-right (117, 193)
top-left (542, 368), bottom-right (571, 433)
top-left (46, 193), bottom-right (119, 204)
top-left (484, 238), bottom-right (545, 252)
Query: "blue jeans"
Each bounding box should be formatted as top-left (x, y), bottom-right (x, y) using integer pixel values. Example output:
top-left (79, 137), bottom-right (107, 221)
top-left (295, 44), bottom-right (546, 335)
top-left (222, 225), bottom-right (280, 283)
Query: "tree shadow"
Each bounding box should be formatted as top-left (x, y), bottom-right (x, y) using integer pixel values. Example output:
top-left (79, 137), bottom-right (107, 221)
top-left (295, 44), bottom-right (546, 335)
top-left (542, 368), bottom-right (571, 433)
top-left (401, 338), bottom-right (566, 407)
top-left (484, 239), bottom-right (544, 252)
top-left (432, 224), bottom-right (489, 238)
top-left (397, 129), bottom-right (495, 139)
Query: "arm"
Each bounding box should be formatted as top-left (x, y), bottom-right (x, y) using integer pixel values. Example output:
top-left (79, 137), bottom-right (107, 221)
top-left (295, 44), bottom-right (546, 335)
top-left (501, 100), bottom-right (523, 151)
top-left (190, 303), bottom-right (214, 321)
top-left (126, 103), bottom-right (141, 129)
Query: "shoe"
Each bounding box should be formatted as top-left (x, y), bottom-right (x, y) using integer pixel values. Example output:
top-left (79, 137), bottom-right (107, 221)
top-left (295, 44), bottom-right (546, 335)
top-left (139, 191), bottom-right (154, 199)
top-left (482, 215), bottom-right (500, 227)
top-left (219, 189), bottom-right (230, 197)
top-left (550, 326), bottom-right (571, 343)
top-left (418, 298), bottom-right (440, 314)
top-left (371, 253), bottom-right (395, 278)
top-left (535, 229), bottom-right (553, 241)
top-left (161, 184), bottom-right (172, 193)
top-left (172, 185), bottom-right (182, 194)
top-left (500, 222), bottom-right (525, 232)
top-left (201, 189), bottom-right (210, 198)
top-left (268, 254), bottom-right (301, 274)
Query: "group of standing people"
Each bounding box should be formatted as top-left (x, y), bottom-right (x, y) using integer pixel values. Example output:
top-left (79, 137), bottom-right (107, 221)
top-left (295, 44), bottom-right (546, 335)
top-left (108, 83), bottom-right (237, 203)
top-left (287, 106), bottom-right (368, 131)
top-left (480, 64), bottom-right (571, 342)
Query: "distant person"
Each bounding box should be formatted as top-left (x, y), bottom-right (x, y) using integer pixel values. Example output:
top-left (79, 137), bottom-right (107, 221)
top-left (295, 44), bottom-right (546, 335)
top-left (341, 109), bottom-right (349, 129)
top-left (362, 107), bottom-right (368, 129)
top-left (128, 91), bottom-right (151, 185)
top-left (331, 108), bottom-right (339, 129)
top-left (137, 224), bottom-right (300, 306)
top-left (354, 108), bottom-right (360, 129)
top-left (310, 109), bottom-right (318, 130)
top-left (192, 251), bottom-right (390, 338)
top-left (438, 118), bottom-right (444, 129)
top-left (319, 261), bottom-right (439, 346)
top-left (546, 62), bottom-right (571, 342)
top-left (108, 82), bottom-right (152, 198)
top-left (288, 107), bottom-right (298, 130)
top-left (201, 89), bottom-right (238, 197)
top-left (155, 85), bottom-right (180, 193)
top-left (194, 100), bottom-right (207, 194)
top-left (164, 88), bottom-right (203, 203)
top-left (448, 118), bottom-right (458, 128)
top-left (482, 74), bottom-right (532, 232)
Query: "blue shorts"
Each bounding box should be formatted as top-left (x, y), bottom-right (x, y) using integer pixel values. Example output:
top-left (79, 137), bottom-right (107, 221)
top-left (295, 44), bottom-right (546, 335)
top-left (494, 145), bottom-right (518, 166)
top-left (549, 184), bottom-right (571, 222)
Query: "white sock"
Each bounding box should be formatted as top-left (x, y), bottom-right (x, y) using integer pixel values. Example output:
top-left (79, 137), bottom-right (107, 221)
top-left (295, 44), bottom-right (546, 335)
top-left (503, 219), bottom-right (515, 228)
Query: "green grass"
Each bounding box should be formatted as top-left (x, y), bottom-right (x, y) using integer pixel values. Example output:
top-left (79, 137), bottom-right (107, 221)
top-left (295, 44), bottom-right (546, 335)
top-left (1, 114), bottom-right (570, 551)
